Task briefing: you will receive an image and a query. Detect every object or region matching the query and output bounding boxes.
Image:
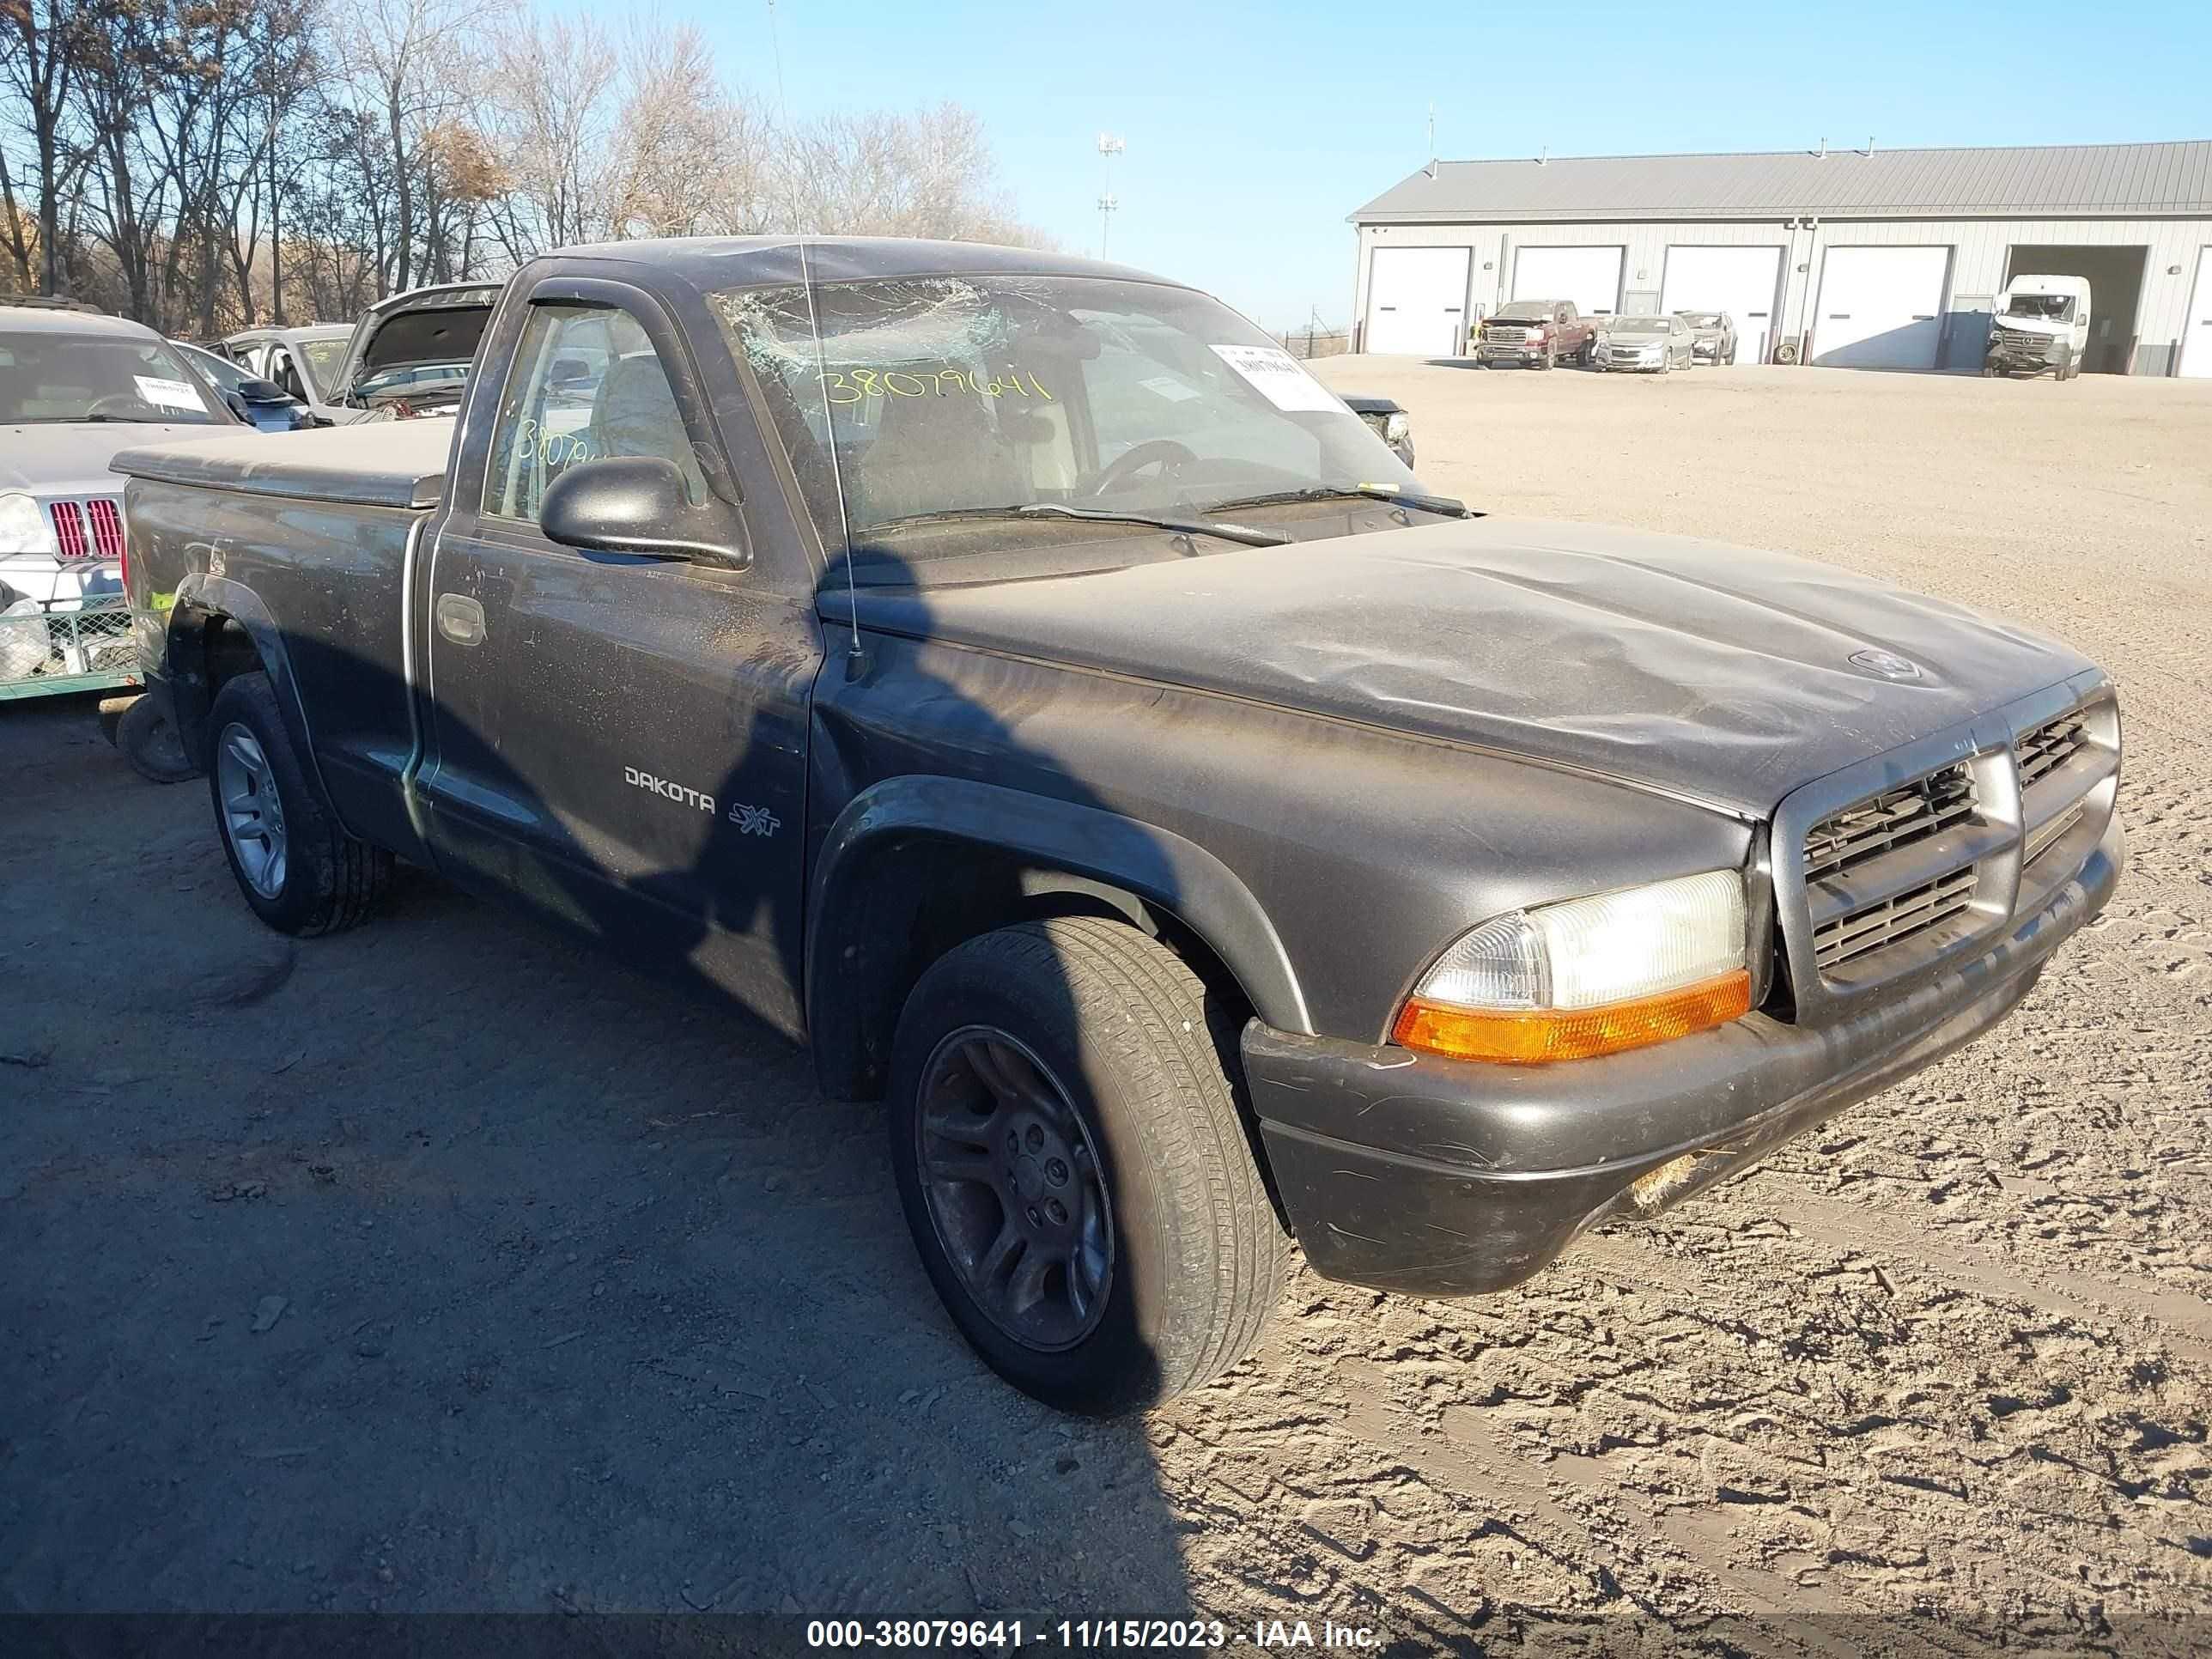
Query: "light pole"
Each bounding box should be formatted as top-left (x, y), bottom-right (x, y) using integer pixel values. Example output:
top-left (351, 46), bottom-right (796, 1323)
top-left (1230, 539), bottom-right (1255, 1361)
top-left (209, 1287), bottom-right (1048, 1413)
top-left (1096, 133), bottom-right (1123, 258)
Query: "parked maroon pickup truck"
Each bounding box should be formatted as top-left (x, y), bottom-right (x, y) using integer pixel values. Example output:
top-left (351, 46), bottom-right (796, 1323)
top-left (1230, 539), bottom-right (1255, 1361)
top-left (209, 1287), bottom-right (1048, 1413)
top-left (1477, 300), bottom-right (1596, 369)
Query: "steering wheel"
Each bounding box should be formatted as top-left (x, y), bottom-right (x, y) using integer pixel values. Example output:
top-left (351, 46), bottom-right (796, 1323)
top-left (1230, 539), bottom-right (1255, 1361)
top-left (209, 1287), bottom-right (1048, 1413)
top-left (87, 392), bottom-right (159, 419)
top-left (1082, 438), bottom-right (1197, 498)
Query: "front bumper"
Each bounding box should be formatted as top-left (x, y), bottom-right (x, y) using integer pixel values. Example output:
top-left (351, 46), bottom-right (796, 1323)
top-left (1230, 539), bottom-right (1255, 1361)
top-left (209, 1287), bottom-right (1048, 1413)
top-left (1477, 344), bottom-right (1547, 364)
top-left (1593, 354), bottom-right (1666, 373)
top-left (1243, 815), bottom-right (2121, 1297)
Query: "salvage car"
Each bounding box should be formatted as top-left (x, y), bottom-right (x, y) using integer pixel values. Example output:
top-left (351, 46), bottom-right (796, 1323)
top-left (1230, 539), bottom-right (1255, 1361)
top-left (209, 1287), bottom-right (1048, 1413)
top-left (116, 238), bottom-right (2124, 1413)
top-left (173, 340), bottom-right (314, 432)
top-left (321, 280), bottom-right (501, 420)
top-left (1476, 300), bottom-right (1595, 368)
top-left (1592, 314), bottom-right (1696, 374)
top-left (219, 322), bottom-right (355, 421)
top-left (1984, 275), bottom-right (2092, 380)
top-left (1675, 310), bottom-right (1737, 365)
top-left (1, 298), bottom-right (236, 702)
top-left (1340, 394), bottom-right (1414, 467)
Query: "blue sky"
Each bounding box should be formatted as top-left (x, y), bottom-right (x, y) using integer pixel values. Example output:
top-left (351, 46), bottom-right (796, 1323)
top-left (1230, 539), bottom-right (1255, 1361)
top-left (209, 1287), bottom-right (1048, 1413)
top-left (700, 0), bottom-right (2212, 331)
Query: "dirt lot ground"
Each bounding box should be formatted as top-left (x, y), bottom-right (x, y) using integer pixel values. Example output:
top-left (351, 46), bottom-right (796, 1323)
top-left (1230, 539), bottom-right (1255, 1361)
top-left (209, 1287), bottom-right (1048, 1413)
top-left (4, 362), bottom-right (2209, 1650)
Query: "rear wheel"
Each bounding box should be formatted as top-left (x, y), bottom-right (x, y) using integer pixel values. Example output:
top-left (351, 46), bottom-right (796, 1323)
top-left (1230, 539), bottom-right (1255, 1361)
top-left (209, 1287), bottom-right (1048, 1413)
top-left (206, 672), bottom-right (391, 935)
top-left (887, 917), bottom-right (1288, 1414)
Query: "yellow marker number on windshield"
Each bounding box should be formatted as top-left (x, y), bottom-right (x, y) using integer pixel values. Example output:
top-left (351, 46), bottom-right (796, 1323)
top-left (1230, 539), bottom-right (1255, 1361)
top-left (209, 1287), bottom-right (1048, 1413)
top-left (819, 367), bottom-right (1053, 407)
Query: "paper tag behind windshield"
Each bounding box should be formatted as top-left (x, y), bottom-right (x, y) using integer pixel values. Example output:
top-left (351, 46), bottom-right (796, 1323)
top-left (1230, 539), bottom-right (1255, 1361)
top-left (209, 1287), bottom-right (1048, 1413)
top-left (1208, 344), bottom-right (1341, 413)
top-left (134, 375), bottom-right (203, 411)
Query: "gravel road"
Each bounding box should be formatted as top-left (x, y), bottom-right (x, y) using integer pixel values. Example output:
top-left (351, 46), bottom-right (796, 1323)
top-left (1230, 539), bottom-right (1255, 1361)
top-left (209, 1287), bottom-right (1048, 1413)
top-left (3, 361), bottom-right (2207, 1650)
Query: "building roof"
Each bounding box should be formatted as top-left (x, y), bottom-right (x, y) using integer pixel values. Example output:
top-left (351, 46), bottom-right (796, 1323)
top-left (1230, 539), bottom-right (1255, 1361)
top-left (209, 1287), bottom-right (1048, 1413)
top-left (1351, 140), bottom-right (2212, 224)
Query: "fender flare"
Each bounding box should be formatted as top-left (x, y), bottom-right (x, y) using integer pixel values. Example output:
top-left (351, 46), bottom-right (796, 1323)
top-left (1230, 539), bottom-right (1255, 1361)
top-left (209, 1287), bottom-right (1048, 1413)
top-left (805, 775), bottom-right (1312, 1096)
top-left (170, 572), bottom-right (332, 808)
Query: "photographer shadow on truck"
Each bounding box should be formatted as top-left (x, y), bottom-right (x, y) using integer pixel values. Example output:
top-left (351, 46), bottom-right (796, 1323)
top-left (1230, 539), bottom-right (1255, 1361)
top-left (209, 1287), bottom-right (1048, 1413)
top-left (125, 454), bottom-right (1281, 1417)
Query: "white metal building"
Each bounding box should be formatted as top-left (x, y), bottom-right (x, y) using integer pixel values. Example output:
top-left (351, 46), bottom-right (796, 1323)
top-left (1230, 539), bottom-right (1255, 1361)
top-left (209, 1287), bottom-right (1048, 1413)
top-left (1348, 140), bottom-right (2212, 374)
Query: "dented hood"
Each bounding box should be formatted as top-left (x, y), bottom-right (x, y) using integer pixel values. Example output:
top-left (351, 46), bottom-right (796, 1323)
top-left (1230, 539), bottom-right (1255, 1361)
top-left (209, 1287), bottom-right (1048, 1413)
top-left (848, 516), bottom-right (2094, 817)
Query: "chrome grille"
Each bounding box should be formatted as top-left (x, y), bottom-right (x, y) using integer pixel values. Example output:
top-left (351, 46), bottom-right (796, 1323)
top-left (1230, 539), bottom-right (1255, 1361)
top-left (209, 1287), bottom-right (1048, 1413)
top-left (2015, 715), bottom-right (2086, 791)
top-left (1802, 761), bottom-right (1976, 884)
top-left (1814, 866), bottom-right (1979, 972)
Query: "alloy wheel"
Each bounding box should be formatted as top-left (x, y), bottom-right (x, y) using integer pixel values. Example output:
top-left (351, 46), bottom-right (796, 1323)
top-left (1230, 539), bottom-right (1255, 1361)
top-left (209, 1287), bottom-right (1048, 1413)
top-left (216, 721), bottom-right (288, 898)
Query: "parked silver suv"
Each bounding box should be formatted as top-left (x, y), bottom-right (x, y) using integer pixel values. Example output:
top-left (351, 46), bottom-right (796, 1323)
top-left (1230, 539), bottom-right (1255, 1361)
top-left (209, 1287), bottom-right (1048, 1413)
top-left (1, 300), bottom-right (233, 614)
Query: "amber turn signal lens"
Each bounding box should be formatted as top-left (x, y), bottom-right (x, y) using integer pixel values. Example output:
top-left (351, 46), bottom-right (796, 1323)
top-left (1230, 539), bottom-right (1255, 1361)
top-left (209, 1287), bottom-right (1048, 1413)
top-left (1391, 969), bottom-right (1753, 1065)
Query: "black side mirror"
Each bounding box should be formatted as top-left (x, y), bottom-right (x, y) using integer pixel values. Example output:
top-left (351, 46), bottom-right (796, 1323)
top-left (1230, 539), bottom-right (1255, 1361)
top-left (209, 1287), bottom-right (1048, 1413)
top-left (222, 389), bottom-right (252, 422)
top-left (236, 376), bottom-right (298, 406)
top-left (538, 457), bottom-right (747, 568)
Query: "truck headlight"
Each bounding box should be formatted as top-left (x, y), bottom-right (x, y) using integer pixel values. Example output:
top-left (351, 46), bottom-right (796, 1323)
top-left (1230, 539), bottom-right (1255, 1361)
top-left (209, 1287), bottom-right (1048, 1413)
top-left (1393, 870), bottom-right (1751, 1064)
top-left (0, 492), bottom-right (58, 556)
top-left (1382, 411), bottom-right (1410, 445)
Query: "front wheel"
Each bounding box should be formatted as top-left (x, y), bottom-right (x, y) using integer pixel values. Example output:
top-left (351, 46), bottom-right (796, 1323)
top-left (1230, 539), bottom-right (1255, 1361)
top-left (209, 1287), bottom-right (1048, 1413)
top-left (206, 671), bottom-right (392, 935)
top-left (888, 917), bottom-right (1288, 1414)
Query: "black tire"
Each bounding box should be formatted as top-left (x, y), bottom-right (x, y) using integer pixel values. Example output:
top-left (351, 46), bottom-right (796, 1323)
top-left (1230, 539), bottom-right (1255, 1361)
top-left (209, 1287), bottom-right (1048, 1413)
top-left (887, 916), bottom-right (1288, 1414)
top-left (118, 693), bottom-right (201, 784)
top-left (1534, 347), bottom-right (1555, 370)
top-left (204, 671), bottom-right (391, 935)
top-left (97, 694), bottom-right (134, 747)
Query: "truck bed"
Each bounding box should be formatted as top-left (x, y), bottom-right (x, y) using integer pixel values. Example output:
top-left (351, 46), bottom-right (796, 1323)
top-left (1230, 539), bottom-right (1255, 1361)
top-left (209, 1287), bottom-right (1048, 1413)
top-left (112, 418), bottom-right (450, 509)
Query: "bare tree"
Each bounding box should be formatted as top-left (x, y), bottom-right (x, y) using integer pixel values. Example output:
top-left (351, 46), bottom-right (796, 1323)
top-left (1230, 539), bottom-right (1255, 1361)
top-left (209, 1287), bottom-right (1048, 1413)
top-left (331, 0), bottom-right (504, 291)
top-left (0, 0), bottom-right (108, 293)
top-left (773, 101), bottom-right (1047, 246)
top-left (1, 0), bottom-right (1046, 325)
top-left (478, 15), bottom-right (615, 262)
top-left (607, 21), bottom-right (769, 240)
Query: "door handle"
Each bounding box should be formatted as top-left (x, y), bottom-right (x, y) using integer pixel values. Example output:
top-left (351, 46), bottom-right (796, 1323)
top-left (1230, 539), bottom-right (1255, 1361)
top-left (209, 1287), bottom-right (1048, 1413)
top-left (435, 592), bottom-right (486, 647)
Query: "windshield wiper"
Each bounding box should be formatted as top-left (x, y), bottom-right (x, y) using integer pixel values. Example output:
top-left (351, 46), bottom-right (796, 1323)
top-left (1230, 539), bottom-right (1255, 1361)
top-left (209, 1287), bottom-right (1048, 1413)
top-left (863, 502), bottom-right (1290, 549)
top-left (1201, 484), bottom-right (1474, 519)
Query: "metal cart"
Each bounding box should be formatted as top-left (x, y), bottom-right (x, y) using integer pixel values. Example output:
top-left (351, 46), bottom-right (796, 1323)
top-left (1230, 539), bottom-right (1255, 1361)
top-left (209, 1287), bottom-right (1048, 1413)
top-left (0, 554), bottom-right (140, 703)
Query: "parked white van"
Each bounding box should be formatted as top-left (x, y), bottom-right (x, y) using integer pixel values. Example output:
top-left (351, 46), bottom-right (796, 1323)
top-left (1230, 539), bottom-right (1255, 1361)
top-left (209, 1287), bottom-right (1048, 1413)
top-left (1983, 275), bottom-right (2093, 380)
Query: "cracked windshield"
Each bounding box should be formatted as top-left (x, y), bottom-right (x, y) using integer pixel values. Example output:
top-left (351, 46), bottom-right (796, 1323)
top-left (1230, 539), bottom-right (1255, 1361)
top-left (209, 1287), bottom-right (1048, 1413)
top-left (715, 275), bottom-right (1423, 576)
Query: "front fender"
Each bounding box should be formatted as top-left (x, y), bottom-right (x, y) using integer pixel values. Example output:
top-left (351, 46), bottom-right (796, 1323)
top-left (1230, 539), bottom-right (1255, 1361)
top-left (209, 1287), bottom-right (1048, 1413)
top-left (805, 775), bottom-right (1311, 1097)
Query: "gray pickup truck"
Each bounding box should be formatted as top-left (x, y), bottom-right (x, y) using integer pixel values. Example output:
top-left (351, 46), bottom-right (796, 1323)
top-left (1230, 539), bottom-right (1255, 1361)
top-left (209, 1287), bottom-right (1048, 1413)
top-left (116, 238), bottom-right (2123, 1413)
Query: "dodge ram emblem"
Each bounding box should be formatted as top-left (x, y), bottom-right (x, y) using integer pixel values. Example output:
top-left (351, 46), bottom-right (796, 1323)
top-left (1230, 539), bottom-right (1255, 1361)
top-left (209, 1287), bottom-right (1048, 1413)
top-left (1848, 648), bottom-right (1923, 681)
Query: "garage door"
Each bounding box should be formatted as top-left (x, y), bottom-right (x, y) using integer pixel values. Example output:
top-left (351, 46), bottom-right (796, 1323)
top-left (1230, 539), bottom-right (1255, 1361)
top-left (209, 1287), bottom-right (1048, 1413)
top-left (1364, 246), bottom-right (1471, 356)
top-left (1512, 246), bottom-right (1624, 319)
top-left (1812, 246), bottom-right (1951, 369)
top-left (2179, 247), bottom-right (2212, 378)
top-left (1660, 245), bottom-right (1784, 364)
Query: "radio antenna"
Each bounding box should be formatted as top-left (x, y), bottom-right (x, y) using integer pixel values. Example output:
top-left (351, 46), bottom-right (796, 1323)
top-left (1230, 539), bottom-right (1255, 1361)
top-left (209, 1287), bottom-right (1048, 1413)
top-left (797, 238), bottom-right (865, 676)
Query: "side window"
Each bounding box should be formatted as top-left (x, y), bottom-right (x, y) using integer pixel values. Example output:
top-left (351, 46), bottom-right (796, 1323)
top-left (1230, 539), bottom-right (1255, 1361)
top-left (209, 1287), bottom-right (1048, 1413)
top-left (481, 301), bottom-right (706, 526)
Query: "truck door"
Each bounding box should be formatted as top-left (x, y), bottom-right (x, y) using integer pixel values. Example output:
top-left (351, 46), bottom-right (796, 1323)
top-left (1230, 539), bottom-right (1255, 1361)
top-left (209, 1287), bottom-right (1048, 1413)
top-left (417, 275), bottom-right (822, 1036)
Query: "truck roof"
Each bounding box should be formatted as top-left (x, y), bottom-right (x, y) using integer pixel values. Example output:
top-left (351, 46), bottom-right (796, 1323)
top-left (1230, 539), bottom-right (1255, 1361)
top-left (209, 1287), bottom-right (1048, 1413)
top-left (550, 235), bottom-right (1186, 293)
top-left (111, 418), bottom-right (451, 509)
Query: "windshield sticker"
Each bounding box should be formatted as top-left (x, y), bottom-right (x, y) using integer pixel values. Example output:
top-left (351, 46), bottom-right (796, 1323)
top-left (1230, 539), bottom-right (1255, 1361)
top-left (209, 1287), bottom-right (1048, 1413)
top-left (1139, 374), bottom-right (1200, 403)
top-left (817, 366), bottom-right (1052, 407)
top-left (1206, 344), bottom-right (1340, 413)
top-left (135, 375), bottom-right (204, 411)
